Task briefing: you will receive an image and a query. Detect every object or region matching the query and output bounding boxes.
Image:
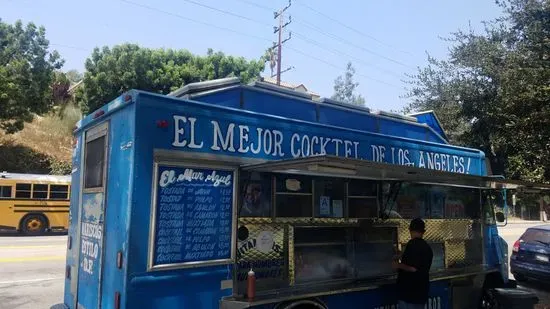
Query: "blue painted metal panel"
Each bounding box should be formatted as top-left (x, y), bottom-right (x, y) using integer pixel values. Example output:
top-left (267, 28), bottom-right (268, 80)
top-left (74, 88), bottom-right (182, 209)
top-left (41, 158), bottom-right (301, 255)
top-left (244, 280), bottom-right (450, 309)
top-left (190, 87), bottom-right (241, 109)
top-left (378, 118), bottom-right (428, 141)
top-left (99, 107), bottom-right (136, 309)
top-left (412, 113), bottom-right (448, 141)
top-left (318, 105), bottom-right (377, 132)
top-left (77, 192), bottom-right (105, 309)
top-left (125, 98), bottom-right (232, 308)
top-left (243, 89), bottom-right (317, 123)
top-left (64, 133), bottom-right (83, 308)
top-left (320, 280), bottom-right (450, 309)
top-left (137, 92), bottom-right (485, 176)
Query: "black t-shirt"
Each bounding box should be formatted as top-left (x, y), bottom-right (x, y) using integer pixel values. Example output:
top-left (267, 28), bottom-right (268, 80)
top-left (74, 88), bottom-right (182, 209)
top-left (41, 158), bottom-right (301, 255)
top-left (396, 237), bottom-right (433, 304)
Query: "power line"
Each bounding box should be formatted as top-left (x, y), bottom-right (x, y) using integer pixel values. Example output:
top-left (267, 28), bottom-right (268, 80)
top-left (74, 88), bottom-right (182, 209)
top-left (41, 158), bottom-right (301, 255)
top-left (121, 0), bottom-right (399, 88)
top-left (294, 0), bottom-right (415, 57)
top-left (272, 0), bottom-right (293, 84)
top-left (181, 0), bottom-right (272, 27)
top-left (232, 0), bottom-right (275, 12)
top-left (287, 46), bottom-right (400, 89)
top-left (120, 0), bottom-right (272, 43)
top-left (292, 32), bottom-right (404, 79)
top-left (294, 19), bottom-right (414, 69)
top-left (230, 0), bottom-right (414, 69)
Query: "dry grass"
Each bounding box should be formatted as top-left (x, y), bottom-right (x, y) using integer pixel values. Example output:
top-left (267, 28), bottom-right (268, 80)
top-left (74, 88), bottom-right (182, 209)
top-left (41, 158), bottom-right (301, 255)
top-left (0, 105), bottom-right (80, 164)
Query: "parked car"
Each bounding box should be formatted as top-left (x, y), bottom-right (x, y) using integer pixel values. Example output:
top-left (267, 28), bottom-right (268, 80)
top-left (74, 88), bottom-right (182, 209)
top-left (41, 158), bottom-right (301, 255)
top-left (510, 224), bottom-right (550, 283)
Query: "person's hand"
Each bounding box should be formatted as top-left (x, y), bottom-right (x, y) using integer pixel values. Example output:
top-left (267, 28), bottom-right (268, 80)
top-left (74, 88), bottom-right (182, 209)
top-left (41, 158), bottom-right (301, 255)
top-left (391, 260), bottom-right (399, 270)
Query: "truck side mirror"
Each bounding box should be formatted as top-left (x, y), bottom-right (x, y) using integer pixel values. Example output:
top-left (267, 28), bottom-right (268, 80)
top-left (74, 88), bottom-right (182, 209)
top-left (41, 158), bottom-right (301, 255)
top-left (495, 211), bottom-right (505, 223)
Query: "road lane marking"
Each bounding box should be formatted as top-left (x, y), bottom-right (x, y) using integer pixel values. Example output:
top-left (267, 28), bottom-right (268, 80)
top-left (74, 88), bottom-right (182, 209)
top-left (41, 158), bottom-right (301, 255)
top-left (0, 256), bottom-right (65, 263)
top-left (0, 277), bottom-right (64, 285)
top-left (0, 245), bottom-right (65, 249)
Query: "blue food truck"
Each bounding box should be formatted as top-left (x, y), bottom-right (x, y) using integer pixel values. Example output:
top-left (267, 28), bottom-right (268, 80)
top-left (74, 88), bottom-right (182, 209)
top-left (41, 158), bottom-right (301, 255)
top-left (61, 77), bottom-right (546, 309)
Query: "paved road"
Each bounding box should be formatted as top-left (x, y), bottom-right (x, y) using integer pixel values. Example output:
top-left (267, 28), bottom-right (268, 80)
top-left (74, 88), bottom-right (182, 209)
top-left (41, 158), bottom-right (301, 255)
top-left (0, 235), bottom-right (66, 309)
top-left (0, 224), bottom-right (548, 309)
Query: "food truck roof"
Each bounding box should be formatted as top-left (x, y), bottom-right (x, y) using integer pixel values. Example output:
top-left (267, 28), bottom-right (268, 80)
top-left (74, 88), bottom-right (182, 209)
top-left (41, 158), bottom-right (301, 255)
top-left (242, 155), bottom-right (550, 192)
top-left (166, 78), bottom-right (449, 145)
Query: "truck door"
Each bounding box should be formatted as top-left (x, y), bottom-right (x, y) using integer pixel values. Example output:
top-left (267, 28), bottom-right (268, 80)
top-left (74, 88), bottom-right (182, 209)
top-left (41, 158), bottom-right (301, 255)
top-left (76, 123), bottom-right (109, 309)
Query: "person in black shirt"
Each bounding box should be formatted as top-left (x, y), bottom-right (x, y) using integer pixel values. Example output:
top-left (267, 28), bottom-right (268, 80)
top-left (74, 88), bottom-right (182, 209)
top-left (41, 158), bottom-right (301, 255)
top-left (392, 218), bottom-right (433, 309)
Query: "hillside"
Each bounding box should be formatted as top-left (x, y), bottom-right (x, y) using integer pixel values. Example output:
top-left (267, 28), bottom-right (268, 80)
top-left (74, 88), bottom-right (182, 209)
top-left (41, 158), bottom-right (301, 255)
top-left (0, 105), bottom-right (80, 175)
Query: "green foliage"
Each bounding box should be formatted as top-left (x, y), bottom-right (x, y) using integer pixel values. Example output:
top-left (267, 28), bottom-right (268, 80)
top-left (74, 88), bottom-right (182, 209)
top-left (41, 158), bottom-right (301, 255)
top-left (78, 45), bottom-right (266, 113)
top-left (0, 19), bottom-right (64, 133)
top-left (65, 69), bottom-right (83, 84)
top-left (331, 62), bottom-right (366, 106)
top-left (404, 0), bottom-right (550, 182)
top-left (49, 158), bottom-right (72, 175)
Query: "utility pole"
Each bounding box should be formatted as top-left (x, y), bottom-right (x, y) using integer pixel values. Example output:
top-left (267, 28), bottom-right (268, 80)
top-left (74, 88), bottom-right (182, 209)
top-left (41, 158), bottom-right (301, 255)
top-left (273, 0), bottom-right (292, 85)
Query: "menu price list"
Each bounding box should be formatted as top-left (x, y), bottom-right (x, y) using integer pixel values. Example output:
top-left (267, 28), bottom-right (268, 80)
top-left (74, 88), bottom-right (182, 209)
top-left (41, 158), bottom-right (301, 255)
top-left (153, 166), bottom-right (234, 266)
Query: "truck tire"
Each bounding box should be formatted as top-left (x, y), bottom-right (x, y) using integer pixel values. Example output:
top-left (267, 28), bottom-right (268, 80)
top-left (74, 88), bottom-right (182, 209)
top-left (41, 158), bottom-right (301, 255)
top-left (21, 214), bottom-right (48, 235)
top-left (480, 288), bottom-right (538, 309)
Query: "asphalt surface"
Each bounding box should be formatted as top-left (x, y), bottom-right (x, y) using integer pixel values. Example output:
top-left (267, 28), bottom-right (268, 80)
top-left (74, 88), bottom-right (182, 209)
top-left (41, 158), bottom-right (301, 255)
top-left (0, 235), bottom-right (66, 309)
top-left (0, 223), bottom-right (548, 309)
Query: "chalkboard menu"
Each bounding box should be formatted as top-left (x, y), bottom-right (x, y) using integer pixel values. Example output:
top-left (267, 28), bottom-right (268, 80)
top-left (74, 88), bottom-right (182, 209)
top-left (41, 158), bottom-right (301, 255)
top-left (150, 164), bottom-right (235, 269)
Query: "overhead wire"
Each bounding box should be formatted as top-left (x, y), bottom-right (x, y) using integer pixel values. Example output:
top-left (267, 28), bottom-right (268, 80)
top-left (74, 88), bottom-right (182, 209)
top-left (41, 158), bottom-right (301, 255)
top-left (293, 0), bottom-right (415, 57)
top-left (233, 0), bottom-right (416, 65)
top-left (292, 31), bottom-right (404, 79)
top-left (181, 0), bottom-right (272, 28)
top-left (174, 0), bottom-right (404, 82)
top-left (118, 0), bottom-right (401, 88)
top-left (230, 0), bottom-right (413, 72)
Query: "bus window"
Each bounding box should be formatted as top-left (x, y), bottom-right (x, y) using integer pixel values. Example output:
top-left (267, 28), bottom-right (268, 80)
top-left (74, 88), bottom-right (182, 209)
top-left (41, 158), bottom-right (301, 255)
top-left (16, 184), bottom-right (31, 199)
top-left (50, 185), bottom-right (69, 200)
top-left (0, 186), bottom-right (12, 198)
top-left (84, 135), bottom-right (106, 190)
top-left (32, 184), bottom-right (48, 199)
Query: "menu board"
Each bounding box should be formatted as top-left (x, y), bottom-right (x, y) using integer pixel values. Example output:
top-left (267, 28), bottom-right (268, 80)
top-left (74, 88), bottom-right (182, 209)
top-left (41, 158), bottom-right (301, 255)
top-left (151, 164), bottom-right (234, 268)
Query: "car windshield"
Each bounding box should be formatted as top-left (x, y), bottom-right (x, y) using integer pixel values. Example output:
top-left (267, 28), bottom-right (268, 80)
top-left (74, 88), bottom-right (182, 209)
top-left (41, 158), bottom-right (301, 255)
top-left (521, 228), bottom-right (550, 246)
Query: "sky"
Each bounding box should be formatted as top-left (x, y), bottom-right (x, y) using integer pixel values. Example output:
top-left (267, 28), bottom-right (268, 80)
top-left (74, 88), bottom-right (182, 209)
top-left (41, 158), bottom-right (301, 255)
top-left (2, 0), bottom-right (503, 112)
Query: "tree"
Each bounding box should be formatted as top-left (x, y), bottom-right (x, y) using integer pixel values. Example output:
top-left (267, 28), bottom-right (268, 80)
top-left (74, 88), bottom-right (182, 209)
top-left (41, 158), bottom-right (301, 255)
top-left (65, 69), bottom-right (83, 84)
top-left (404, 0), bottom-right (550, 183)
top-left (0, 19), bottom-right (64, 133)
top-left (331, 62), bottom-right (366, 106)
top-left (78, 45), bottom-right (266, 113)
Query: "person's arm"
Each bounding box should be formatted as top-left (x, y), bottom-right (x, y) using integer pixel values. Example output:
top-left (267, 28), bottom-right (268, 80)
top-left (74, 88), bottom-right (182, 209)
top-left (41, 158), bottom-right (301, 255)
top-left (392, 259), bottom-right (417, 272)
top-left (392, 242), bottom-right (418, 272)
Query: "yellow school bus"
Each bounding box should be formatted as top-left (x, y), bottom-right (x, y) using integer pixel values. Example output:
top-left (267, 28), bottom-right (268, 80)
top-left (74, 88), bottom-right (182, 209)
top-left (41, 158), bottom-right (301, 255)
top-left (0, 172), bottom-right (71, 234)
